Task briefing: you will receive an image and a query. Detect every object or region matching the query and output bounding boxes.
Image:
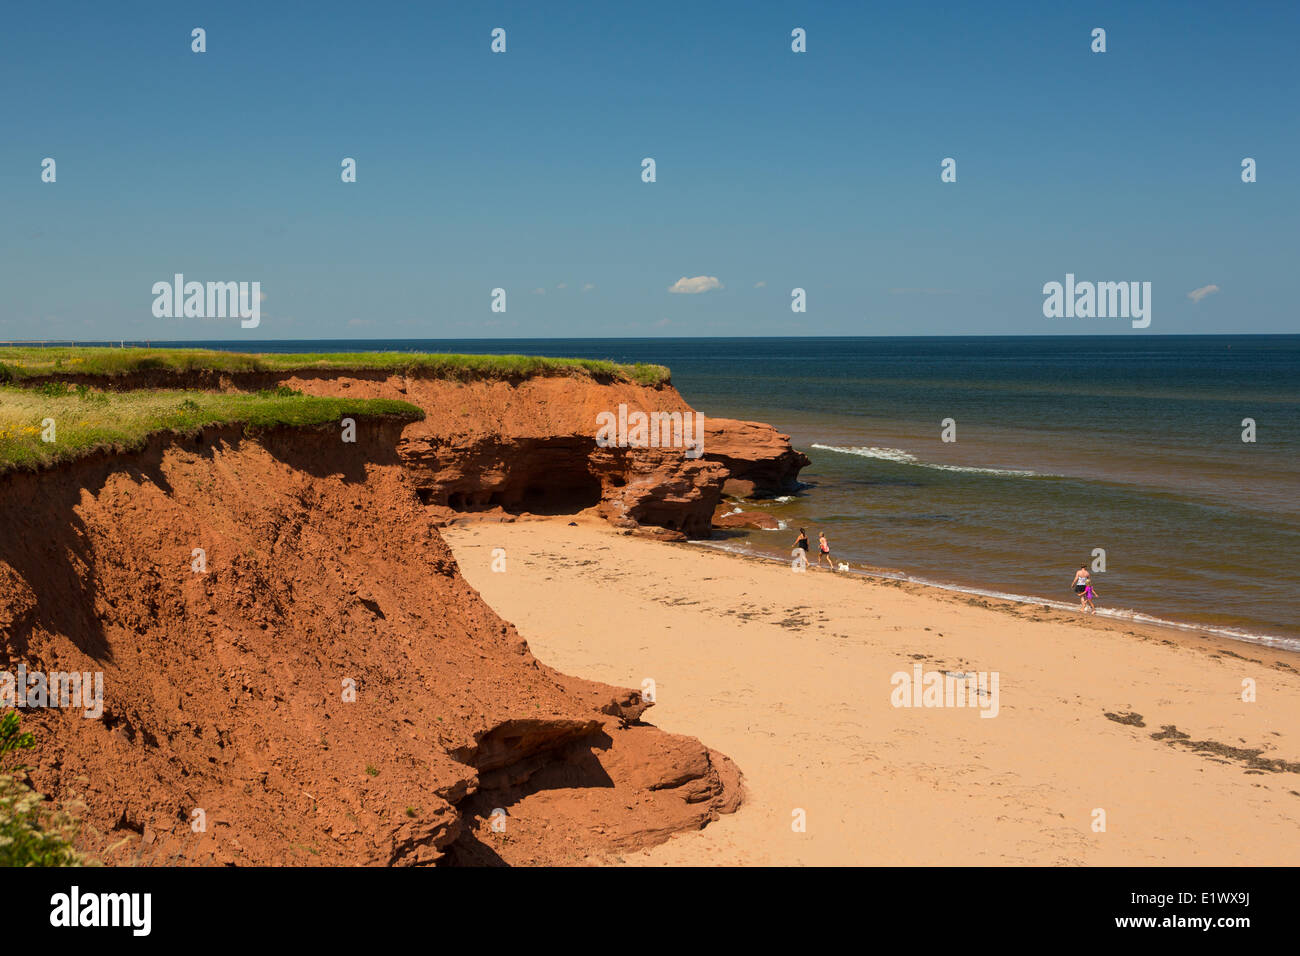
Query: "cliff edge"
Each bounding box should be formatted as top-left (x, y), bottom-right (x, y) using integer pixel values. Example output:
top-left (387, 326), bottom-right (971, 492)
top-left (0, 421), bottom-right (740, 865)
top-left (277, 372), bottom-right (809, 539)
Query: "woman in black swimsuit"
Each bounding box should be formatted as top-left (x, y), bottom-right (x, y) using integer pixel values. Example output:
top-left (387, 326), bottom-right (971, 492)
top-left (1071, 564), bottom-right (1091, 610)
top-left (794, 528), bottom-right (810, 554)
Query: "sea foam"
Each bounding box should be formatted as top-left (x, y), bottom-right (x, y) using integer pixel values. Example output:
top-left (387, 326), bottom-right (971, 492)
top-left (811, 444), bottom-right (1052, 478)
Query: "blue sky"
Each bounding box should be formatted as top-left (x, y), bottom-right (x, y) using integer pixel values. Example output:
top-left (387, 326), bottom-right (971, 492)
top-left (1, 0), bottom-right (1296, 340)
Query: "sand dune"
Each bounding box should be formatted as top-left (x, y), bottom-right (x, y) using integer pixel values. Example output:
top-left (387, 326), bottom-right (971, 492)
top-left (445, 517), bottom-right (1300, 866)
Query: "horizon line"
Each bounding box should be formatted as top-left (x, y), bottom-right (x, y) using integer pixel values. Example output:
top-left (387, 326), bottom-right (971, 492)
top-left (3, 332), bottom-right (1297, 346)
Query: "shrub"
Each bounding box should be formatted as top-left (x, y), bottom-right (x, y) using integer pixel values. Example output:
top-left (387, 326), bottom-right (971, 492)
top-left (0, 710), bottom-right (35, 770)
top-left (0, 711), bottom-right (85, 867)
top-left (0, 774), bottom-right (85, 867)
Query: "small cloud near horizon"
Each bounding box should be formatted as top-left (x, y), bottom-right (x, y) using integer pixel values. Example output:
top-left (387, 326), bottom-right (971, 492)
top-left (582, 282), bottom-right (595, 292)
top-left (669, 275), bottom-right (723, 294)
top-left (556, 282), bottom-right (567, 289)
top-left (754, 281), bottom-right (766, 288)
top-left (531, 287), bottom-right (545, 295)
top-left (1187, 284), bottom-right (1220, 303)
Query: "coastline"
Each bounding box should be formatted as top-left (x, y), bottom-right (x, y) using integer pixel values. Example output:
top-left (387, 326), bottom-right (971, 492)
top-left (4, 344), bottom-right (1294, 867)
top-left (692, 533), bottom-right (1300, 655)
top-left (444, 514), bottom-right (1300, 866)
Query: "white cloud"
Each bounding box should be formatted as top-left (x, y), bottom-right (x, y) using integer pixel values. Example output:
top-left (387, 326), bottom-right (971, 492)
top-left (581, 283), bottom-right (595, 292)
top-left (654, 317), bottom-right (672, 327)
top-left (668, 275), bottom-right (723, 294)
top-left (754, 281), bottom-right (766, 288)
top-left (556, 282), bottom-right (567, 289)
top-left (531, 287), bottom-right (545, 295)
top-left (1187, 284), bottom-right (1220, 303)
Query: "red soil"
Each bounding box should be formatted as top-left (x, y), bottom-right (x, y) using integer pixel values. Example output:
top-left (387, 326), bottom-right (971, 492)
top-left (0, 419), bottom-right (739, 865)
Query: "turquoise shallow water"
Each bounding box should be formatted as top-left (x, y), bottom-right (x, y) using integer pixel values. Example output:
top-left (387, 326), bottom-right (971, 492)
top-left (135, 335), bottom-right (1300, 648)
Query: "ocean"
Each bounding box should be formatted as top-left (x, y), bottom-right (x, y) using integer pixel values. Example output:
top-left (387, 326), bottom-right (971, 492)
top-left (103, 335), bottom-right (1300, 650)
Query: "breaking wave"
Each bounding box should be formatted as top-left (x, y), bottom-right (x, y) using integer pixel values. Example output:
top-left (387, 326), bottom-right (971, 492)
top-left (811, 444), bottom-right (1054, 478)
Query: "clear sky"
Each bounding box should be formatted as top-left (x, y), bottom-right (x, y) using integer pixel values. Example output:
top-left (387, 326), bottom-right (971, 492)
top-left (2, 0), bottom-right (1296, 340)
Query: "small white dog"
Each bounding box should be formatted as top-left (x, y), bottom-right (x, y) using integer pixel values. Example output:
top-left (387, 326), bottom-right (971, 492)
top-left (837, 562), bottom-right (850, 572)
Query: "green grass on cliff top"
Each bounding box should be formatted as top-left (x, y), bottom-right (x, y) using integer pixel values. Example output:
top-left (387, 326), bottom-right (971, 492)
top-left (0, 383), bottom-right (422, 472)
top-left (0, 346), bottom-right (671, 386)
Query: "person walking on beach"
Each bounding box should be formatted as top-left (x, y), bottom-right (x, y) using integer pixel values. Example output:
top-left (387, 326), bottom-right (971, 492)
top-left (1071, 564), bottom-right (1091, 611)
top-left (817, 532), bottom-right (834, 569)
top-left (1083, 581), bottom-right (1098, 614)
top-left (791, 528), bottom-right (810, 572)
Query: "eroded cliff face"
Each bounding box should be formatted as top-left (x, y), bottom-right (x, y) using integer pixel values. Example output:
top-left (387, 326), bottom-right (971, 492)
top-left (18, 367), bottom-right (809, 538)
top-left (703, 418), bottom-right (810, 498)
top-left (0, 423), bottom-right (739, 865)
top-left (276, 373), bottom-right (808, 539)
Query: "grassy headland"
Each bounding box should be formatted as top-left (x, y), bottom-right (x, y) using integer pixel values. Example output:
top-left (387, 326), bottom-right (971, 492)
top-left (0, 344), bottom-right (668, 471)
top-left (0, 383), bottom-right (422, 472)
top-left (0, 346), bottom-right (671, 387)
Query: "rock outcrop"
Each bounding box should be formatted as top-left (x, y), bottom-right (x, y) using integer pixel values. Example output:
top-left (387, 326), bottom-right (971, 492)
top-left (712, 506), bottom-right (782, 531)
top-left (703, 418), bottom-right (810, 498)
top-left (16, 366), bottom-right (808, 540)
top-left (278, 373), bottom-right (804, 540)
top-left (0, 422), bottom-right (740, 866)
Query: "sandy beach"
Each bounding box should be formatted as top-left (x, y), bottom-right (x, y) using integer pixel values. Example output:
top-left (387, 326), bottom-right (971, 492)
top-left (445, 517), bottom-right (1300, 866)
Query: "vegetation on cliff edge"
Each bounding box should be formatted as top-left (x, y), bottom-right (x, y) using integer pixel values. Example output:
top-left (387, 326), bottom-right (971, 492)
top-left (0, 346), bottom-right (671, 387)
top-left (0, 384), bottom-right (422, 471)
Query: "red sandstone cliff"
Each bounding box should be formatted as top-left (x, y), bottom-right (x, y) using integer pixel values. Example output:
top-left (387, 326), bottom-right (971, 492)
top-left (703, 418), bottom-right (810, 498)
top-left (0, 421), bottom-right (740, 865)
top-left (275, 373), bottom-right (808, 539)
top-left (19, 367), bottom-right (809, 539)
